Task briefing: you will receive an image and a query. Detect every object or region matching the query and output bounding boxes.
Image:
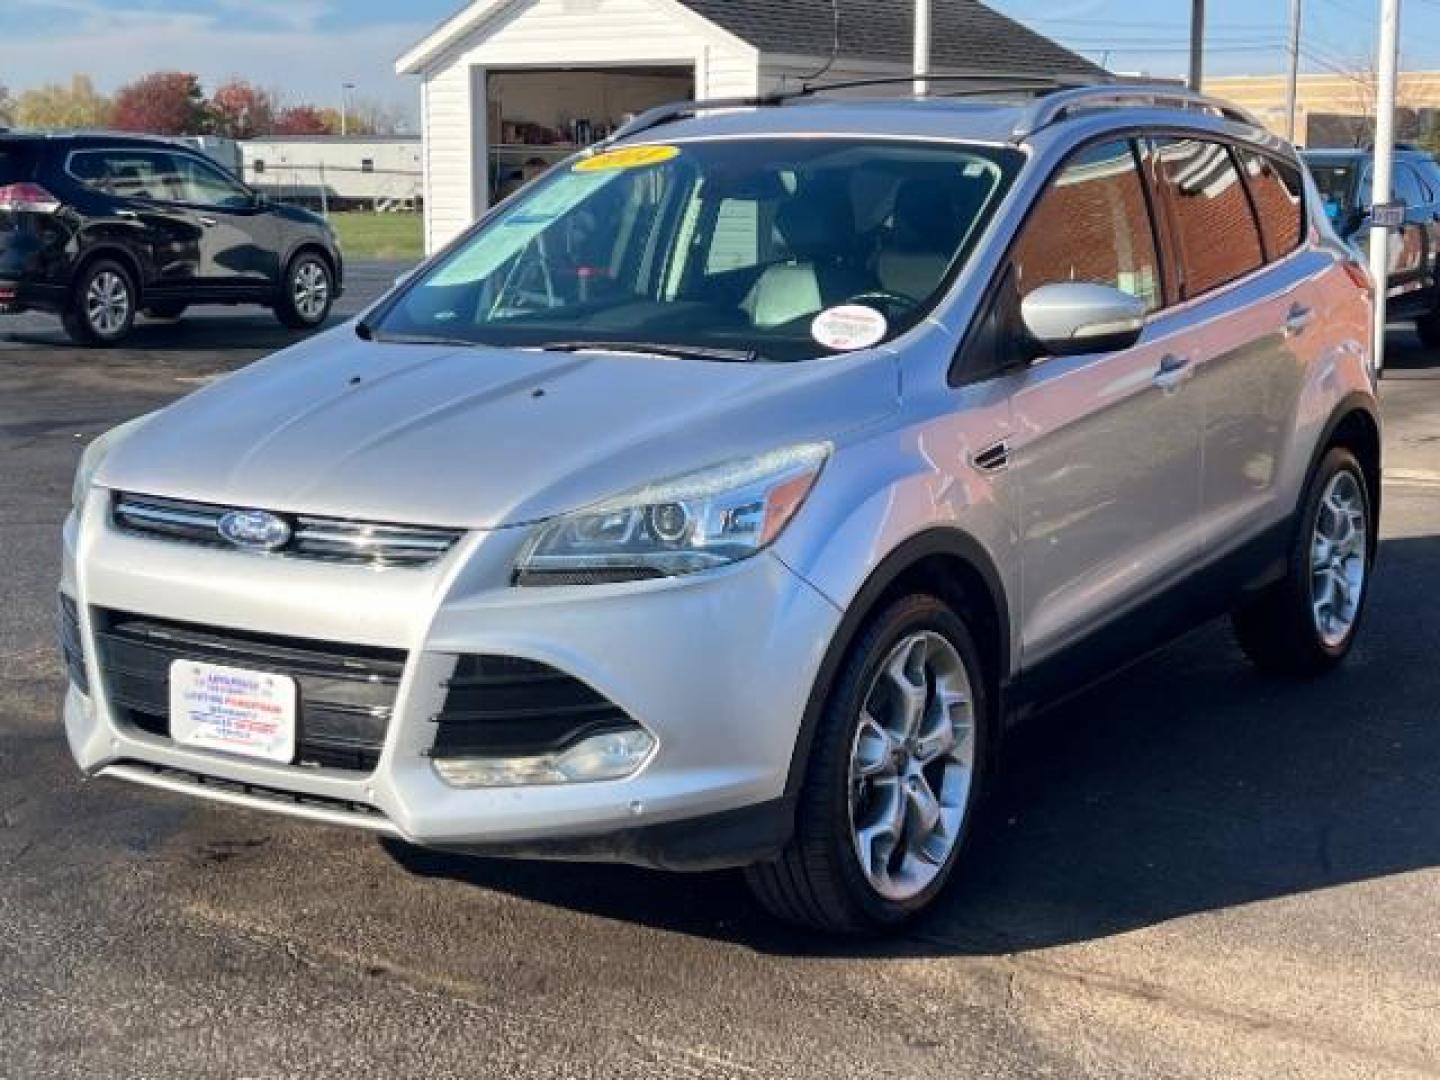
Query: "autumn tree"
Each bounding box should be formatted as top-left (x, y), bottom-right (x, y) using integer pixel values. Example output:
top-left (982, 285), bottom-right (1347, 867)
top-left (0, 85), bottom-right (14, 127)
top-left (272, 105), bottom-right (332, 136)
top-left (111, 72), bottom-right (210, 136)
top-left (210, 79), bottom-right (277, 139)
top-left (15, 75), bottom-right (110, 131)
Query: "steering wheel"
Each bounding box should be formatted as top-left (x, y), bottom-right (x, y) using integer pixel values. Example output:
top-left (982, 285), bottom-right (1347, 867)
top-left (847, 290), bottom-right (921, 316)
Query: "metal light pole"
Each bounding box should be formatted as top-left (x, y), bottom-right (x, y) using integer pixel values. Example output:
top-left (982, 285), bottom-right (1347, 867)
top-left (1188, 0), bottom-right (1206, 91)
top-left (340, 82), bottom-right (356, 137)
top-left (1369, 0), bottom-right (1402, 376)
top-left (914, 0), bottom-right (931, 96)
top-left (1284, 0), bottom-right (1303, 142)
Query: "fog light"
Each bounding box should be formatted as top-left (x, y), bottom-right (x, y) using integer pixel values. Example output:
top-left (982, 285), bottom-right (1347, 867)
top-left (432, 728), bottom-right (656, 789)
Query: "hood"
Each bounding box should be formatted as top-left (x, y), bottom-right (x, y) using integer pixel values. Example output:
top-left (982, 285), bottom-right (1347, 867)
top-left (99, 326), bottom-right (898, 529)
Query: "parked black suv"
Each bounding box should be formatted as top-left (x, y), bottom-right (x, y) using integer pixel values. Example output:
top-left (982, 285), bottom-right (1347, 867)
top-left (1303, 146), bottom-right (1440, 345)
top-left (0, 131), bottom-right (343, 345)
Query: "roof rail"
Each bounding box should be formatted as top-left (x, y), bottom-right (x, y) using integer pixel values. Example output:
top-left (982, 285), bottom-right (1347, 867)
top-left (1012, 83), bottom-right (1264, 140)
top-left (602, 71), bottom-right (1114, 147)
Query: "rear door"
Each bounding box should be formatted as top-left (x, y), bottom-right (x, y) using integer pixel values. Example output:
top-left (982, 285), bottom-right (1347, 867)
top-left (1146, 138), bottom-right (1312, 554)
top-left (65, 148), bottom-right (201, 287)
top-left (161, 151), bottom-right (277, 290)
top-left (1005, 138), bottom-right (1204, 668)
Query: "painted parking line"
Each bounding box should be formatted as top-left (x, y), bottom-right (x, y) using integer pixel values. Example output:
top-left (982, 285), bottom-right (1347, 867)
top-left (1383, 468), bottom-right (1440, 488)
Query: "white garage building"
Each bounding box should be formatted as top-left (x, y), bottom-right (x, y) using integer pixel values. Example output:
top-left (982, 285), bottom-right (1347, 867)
top-left (397, 0), bottom-right (1098, 253)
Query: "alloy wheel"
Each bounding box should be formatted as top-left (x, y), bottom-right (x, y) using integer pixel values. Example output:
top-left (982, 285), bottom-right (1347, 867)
top-left (1310, 469), bottom-right (1368, 648)
top-left (86, 271), bottom-right (130, 336)
top-left (293, 261), bottom-right (330, 322)
top-left (847, 630), bottom-right (976, 902)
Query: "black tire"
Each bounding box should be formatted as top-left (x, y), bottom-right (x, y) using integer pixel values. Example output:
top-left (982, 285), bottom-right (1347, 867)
top-left (744, 593), bottom-right (990, 935)
top-left (62, 259), bottom-right (137, 346)
top-left (1417, 308), bottom-right (1440, 349)
top-left (143, 301), bottom-right (187, 320)
top-left (274, 251), bottom-right (334, 330)
top-left (1232, 447), bottom-right (1375, 676)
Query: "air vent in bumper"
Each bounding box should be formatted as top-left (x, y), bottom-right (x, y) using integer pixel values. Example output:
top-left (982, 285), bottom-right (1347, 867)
top-left (113, 493), bottom-right (464, 568)
top-left (58, 593), bottom-right (88, 693)
top-left (431, 655), bottom-right (638, 759)
top-left (94, 610), bottom-right (406, 774)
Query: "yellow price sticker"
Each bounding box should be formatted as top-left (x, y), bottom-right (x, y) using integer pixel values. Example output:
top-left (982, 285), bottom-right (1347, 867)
top-left (574, 145), bottom-right (680, 173)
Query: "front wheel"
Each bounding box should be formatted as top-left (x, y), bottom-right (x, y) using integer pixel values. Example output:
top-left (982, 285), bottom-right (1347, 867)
top-left (63, 260), bottom-right (137, 346)
top-left (274, 252), bottom-right (334, 329)
top-left (1232, 447), bottom-right (1374, 675)
top-left (745, 594), bottom-right (988, 934)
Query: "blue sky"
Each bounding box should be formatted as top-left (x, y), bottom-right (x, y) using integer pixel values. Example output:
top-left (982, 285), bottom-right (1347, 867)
top-left (0, 0), bottom-right (1433, 123)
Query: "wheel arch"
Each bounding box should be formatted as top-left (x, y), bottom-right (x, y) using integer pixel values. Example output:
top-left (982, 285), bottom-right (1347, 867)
top-left (783, 528), bottom-right (1011, 798)
top-left (1320, 395), bottom-right (1382, 526)
top-left (71, 245), bottom-right (145, 306)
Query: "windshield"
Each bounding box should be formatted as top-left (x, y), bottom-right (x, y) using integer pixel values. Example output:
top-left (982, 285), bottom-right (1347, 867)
top-left (371, 138), bottom-right (1021, 362)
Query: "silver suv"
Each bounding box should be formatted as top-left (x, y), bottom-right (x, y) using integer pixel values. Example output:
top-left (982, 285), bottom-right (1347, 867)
top-left (60, 82), bottom-right (1380, 933)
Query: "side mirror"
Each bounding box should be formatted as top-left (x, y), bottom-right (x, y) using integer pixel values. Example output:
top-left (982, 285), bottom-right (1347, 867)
top-left (1020, 282), bottom-right (1147, 357)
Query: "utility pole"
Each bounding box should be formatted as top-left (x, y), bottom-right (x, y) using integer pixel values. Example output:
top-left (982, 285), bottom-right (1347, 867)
top-left (1284, 0), bottom-right (1303, 142)
top-left (1188, 0), bottom-right (1206, 91)
top-left (914, 0), bottom-right (931, 96)
top-left (1369, 0), bottom-right (1402, 376)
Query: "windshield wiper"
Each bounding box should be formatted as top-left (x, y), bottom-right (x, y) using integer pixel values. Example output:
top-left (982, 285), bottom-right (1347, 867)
top-left (358, 325), bottom-right (478, 347)
top-left (537, 340), bottom-right (763, 364)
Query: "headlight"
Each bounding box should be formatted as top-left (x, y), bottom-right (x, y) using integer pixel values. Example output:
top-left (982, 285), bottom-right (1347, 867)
top-left (71, 414), bottom-right (154, 512)
top-left (514, 443), bottom-right (830, 585)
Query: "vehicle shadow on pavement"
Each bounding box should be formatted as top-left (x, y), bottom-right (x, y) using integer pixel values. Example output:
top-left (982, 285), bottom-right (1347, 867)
top-left (0, 318), bottom-right (336, 355)
top-left (382, 532), bottom-right (1440, 958)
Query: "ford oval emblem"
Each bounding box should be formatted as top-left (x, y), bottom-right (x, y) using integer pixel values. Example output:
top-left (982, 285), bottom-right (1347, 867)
top-left (217, 509), bottom-right (292, 552)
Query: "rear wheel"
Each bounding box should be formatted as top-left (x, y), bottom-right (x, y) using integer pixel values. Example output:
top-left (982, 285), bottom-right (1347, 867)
top-left (274, 252), bottom-right (333, 329)
top-left (1232, 447), bottom-right (1374, 675)
top-left (63, 260), bottom-right (136, 346)
top-left (745, 594), bottom-right (988, 934)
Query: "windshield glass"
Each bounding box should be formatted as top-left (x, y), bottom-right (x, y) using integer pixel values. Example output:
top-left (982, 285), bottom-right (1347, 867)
top-left (372, 138), bottom-right (1021, 362)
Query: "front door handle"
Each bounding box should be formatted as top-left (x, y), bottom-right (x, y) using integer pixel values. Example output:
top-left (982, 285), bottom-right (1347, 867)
top-left (198, 215), bottom-right (218, 227)
top-left (114, 209), bottom-right (138, 220)
top-left (1153, 353), bottom-right (1191, 391)
top-left (1284, 303), bottom-right (1315, 338)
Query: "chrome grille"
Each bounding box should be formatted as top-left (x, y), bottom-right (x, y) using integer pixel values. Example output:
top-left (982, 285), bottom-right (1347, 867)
top-left (113, 493), bottom-right (463, 568)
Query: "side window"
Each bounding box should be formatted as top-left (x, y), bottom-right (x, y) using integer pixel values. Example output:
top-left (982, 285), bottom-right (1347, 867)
top-left (1010, 138), bottom-right (1161, 312)
top-left (1151, 138), bottom-right (1265, 298)
top-left (166, 153), bottom-right (251, 208)
top-left (1235, 148), bottom-right (1304, 260)
top-left (69, 150), bottom-right (173, 202)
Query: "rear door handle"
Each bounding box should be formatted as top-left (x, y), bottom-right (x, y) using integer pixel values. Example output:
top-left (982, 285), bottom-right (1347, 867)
top-left (198, 216), bottom-right (217, 227)
top-left (1153, 353), bottom-right (1190, 391)
top-left (1284, 303), bottom-right (1315, 338)
top-left (114, 209), bottom-right (138, 220)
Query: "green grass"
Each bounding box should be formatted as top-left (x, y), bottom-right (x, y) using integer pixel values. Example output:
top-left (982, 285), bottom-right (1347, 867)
top-left (329, 211), bottom-right (424, 262)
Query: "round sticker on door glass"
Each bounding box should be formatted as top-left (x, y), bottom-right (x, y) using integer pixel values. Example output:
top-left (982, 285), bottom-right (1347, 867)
top-left (574, 145), bottom-right (680, 173)
top-left (811, 305), bottom-right (888, 351)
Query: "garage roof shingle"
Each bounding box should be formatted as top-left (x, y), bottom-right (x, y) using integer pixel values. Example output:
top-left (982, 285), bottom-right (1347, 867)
top-left (680, 0), bottom-right (1102, 77)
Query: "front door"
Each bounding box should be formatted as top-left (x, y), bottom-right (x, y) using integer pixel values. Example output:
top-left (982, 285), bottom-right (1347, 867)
top-left (1002, 138), bottom-right (1203, 670)
top-left (161, 151), bottom-right (277, 290)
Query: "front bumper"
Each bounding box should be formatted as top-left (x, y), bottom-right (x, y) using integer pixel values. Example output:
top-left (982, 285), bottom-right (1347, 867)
top-left (61, 490), bottom-right (841, 869)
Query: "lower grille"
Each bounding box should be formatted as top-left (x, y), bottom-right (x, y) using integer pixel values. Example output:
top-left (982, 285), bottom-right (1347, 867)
top-left (58, 593), bottom-right (88, 693)
top-left (431, 655), bottom-right (636, 759)
top-left (94, 610), bottom-right (405, 774)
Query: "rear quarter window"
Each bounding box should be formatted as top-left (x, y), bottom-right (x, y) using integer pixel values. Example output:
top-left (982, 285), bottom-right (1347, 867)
top-left (1236, 148), bottom-right (1305, 259)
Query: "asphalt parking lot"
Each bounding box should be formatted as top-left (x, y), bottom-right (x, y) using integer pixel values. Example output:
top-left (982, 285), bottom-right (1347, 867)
top-left (2, 265), bottom-right (1439, 1079)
